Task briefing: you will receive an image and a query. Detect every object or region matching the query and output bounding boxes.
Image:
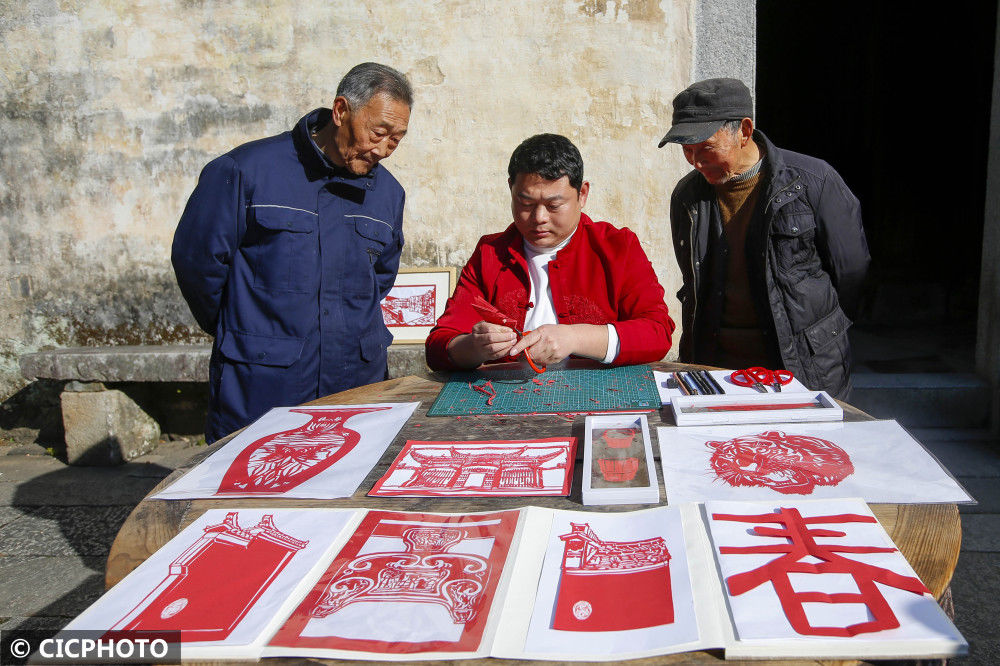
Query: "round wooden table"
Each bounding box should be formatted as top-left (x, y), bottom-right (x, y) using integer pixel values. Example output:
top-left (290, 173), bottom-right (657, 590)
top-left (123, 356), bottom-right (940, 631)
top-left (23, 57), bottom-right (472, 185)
top-left (106, 362), bottom-right (962, 665)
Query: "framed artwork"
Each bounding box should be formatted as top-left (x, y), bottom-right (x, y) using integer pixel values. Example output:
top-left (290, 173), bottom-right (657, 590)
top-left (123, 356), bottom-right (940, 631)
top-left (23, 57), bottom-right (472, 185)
top-left (381, 267), bottom-right (456, 344)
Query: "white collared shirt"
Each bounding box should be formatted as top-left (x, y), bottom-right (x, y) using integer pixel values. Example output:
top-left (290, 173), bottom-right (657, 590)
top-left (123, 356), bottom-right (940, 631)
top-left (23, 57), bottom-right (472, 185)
top-left (522, 232), bottom-right (620, 364)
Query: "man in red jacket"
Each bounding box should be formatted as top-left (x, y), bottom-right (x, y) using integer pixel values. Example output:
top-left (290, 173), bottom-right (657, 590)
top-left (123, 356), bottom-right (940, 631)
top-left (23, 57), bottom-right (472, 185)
top-left (425, 134), bottom-right (674, 371)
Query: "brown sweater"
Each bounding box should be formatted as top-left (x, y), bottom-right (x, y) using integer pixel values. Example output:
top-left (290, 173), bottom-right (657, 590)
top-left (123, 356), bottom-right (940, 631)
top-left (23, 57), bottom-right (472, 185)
top-left (713, 169), bottom-right (769, 368)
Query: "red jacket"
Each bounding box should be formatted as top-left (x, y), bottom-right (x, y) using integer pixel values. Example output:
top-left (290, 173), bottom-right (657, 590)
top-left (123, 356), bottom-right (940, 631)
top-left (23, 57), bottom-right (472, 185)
top-left (425, 214), bottom-right (675, 370)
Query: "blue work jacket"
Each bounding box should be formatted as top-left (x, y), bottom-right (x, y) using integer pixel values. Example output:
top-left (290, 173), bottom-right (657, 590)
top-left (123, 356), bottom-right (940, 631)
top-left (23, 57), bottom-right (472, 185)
top-left (171, 108), bottom-right (405, 442)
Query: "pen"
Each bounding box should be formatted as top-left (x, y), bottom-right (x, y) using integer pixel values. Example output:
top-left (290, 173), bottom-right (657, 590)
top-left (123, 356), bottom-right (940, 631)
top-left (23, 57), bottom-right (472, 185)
top-left (701, 370), bottom-right (725, 395)
top-left (672, 372), bottom-right (691, 395)
top-left (679, 371), bottom-right (703, 395)
top-left (689, 371), bottom-right (713, 395)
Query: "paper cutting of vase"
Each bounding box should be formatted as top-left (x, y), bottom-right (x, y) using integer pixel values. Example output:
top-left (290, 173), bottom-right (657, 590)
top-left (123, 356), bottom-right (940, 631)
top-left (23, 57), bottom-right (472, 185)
top-left (370, 439), bottom-right (576, 497)
top-left (267, 510), bottom-right (519, 656)
top-left (553, 522), bottom-right (673, 632)
top-left (217, 406), bottom-right (391, 494)
top-left (154, 403), bottom-right (418, 500)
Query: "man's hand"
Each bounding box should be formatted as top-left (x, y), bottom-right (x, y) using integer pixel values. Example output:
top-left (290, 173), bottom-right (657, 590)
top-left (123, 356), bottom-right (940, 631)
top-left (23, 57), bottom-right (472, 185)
top-left (510, 323), bottom-right (609, 365)
top-left (446, 322), bottom-right (518, 369)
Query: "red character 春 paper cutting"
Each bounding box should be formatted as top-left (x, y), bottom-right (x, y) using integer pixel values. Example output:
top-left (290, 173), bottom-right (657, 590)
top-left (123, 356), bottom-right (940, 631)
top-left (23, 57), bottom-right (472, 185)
top-left (707, 430), bottom-right (854, 495)
top-left (217, 407), bottom-right (390, 494)
top-left (107, 512), bottom-right (308, 642)
top-left (553, 523), bottom-right (673, 631)
top-left (713, 506), bottom-right (930, 637)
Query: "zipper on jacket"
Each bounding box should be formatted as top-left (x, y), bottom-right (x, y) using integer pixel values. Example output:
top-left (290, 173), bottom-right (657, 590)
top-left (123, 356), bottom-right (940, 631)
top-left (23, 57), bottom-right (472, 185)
top-left (687, 204), bottom-right (699, 337)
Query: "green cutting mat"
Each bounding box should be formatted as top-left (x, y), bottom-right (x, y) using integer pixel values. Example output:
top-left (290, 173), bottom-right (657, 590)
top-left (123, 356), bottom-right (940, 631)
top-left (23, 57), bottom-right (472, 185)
top-left (427, 364), bottom-right (661, 416)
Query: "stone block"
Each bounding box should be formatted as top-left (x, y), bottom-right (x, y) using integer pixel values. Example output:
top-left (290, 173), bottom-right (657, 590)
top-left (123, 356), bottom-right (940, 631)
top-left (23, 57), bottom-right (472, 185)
top-left (60, 389), bottom-right (160, 466)
top-left (387, 343), bottom-right (431, 379)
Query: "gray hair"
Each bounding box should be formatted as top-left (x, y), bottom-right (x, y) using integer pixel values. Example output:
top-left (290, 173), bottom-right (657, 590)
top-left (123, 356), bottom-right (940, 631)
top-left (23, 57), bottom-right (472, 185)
top-left (336, 62), bottom-right (414, 110)
top-left (721, 119), bottom-right (743, 136)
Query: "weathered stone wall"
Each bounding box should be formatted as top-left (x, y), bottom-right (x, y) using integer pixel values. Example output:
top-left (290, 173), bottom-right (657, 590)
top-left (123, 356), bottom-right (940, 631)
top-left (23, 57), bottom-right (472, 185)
top-left (0, 0), bottom-right (701, 399)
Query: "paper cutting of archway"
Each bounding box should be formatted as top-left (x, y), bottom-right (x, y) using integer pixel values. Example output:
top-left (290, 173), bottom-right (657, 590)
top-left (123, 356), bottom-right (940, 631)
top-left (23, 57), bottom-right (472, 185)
top-left (370, 438), bottom-right (576, 497)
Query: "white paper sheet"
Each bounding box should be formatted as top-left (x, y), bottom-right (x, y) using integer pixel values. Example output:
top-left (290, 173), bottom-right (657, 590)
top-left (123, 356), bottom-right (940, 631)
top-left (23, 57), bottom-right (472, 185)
top-left (657, 420), bottom-right (973, 504)
top-left (655, 369), bottom-right (809, 404)
top-left (491, 505), bottom-right (723, 661)
top-left (154, 402), bottom-right (419, 499)
top-left (703, 498), bottom-right (967, 659)
top-left (62, 508), bottom-right (360, 660)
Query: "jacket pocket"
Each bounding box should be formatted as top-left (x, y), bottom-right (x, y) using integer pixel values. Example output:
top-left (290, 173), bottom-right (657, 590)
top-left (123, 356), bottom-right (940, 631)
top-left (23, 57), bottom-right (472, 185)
top-left (360, 328), bottom-right (388, 362)
top-left (248, 207), bottom-right (318, 293)
top-left (803, 308), bottom-right (852, 355)
top-left (346, 214), bottom-right (393, 297)
top-left (219, 329), bottom-right (306, 367)
top-left (771, 212), bottom-right (820, 278)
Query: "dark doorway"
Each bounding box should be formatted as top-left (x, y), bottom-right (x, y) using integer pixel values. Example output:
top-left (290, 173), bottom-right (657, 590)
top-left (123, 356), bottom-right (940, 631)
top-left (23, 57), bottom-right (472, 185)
top-left (756, 2), bottom-right (996, 373)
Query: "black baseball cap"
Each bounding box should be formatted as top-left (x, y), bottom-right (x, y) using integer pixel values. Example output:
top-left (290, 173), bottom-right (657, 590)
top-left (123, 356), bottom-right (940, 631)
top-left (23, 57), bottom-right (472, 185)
top-left (657, 78), bottom-right (754, 147)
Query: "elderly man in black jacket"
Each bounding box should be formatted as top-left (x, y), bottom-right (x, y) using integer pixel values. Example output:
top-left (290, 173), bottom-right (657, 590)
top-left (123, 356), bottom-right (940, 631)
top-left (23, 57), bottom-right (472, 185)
top-left (659, 78), bottom-right (870, 399)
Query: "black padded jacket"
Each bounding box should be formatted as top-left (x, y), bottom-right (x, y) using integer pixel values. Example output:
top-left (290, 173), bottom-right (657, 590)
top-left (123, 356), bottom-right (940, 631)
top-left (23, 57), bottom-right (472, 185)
top-left (669, 131), bottom-right (870, 398)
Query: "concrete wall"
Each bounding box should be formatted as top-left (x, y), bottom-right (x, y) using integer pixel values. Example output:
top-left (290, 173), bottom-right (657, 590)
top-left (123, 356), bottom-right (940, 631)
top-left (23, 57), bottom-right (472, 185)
top-left (1, 0), bottom-right (753, 400)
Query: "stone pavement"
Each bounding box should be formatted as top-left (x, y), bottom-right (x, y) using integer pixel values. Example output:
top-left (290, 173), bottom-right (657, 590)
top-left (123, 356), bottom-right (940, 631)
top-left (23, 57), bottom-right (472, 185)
top-left (0, 428), bottom-right (997, 663)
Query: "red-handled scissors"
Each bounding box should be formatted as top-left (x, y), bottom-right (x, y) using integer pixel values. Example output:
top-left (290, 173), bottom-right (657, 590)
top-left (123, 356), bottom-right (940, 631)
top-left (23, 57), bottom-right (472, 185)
top-left (729, 366), bottom-right (794, 392)
top-left (469, 296), bottom-right (547, 373)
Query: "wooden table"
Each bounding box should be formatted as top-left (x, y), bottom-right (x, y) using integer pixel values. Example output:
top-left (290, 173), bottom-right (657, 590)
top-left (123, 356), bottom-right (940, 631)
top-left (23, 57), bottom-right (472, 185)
top-left (106, 362), bottom-right (962, 665)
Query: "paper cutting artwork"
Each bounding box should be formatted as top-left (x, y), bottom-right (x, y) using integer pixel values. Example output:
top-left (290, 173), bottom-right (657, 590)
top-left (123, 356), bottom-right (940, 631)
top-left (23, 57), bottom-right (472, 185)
top-left (705, 498), bottom-right (967, 658)
top-left (593, 423), bottom-right (648, 488)
top-left (553, 523), bottom-right (673, 631)
top-left (107, 512), bottom-right (308, 641)
top-left (369, 438), bottom-right (576, 497)
top-left (64, 508), bottom-right (359, 660)
top-left (707, 430), bottom-right (854, 495)
top-left (218, 407), bottom-right (391, 494)
top-left (714, 506), bottom-right (926, 636)
top-left (153, 403), bottom-right (419, 500)
top-left (656, 421), bottom-right (973, 504)
top-left (508, 507), bottom-right (704, 660)
top-left (267, 510), bottom-right (519, 657)
top-left (381, 284), bottom-right (437, 327)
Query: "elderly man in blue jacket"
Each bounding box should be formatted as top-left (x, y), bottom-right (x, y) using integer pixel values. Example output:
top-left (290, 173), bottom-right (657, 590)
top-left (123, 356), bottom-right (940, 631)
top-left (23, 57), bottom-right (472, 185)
top-left (172, 62), bottom-right (412, 442)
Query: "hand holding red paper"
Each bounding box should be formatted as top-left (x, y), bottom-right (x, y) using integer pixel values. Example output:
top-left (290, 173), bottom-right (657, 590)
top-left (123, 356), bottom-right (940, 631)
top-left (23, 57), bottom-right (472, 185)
top-left (469, 296), bottom-right (546, 372)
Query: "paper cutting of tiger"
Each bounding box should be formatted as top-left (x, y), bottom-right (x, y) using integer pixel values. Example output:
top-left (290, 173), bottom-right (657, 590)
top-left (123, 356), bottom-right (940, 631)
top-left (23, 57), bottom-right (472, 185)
top-left (706, 430), bottom-right (854, 495)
